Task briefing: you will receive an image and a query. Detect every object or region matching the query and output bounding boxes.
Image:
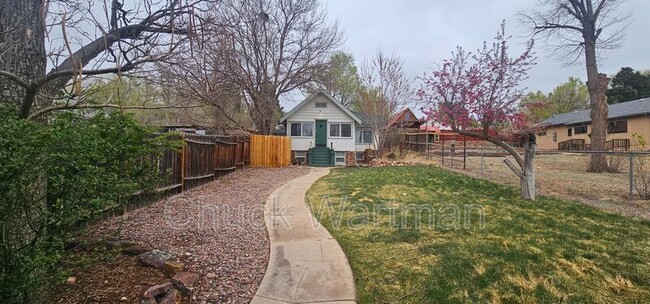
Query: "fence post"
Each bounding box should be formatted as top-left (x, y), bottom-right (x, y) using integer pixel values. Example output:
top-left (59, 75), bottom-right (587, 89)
top-left (480, 147), bottom-right (484, 177)
top-left (426, 136), bottom-right (430, 160)
top-left (463, 135), bottom-right (467, 170)
top-left (180, 143), bottom-right (186, 192)
top-left (629, 153), bottom-right (634, 198)
top-left (442, 138), bottom-right (445, 166)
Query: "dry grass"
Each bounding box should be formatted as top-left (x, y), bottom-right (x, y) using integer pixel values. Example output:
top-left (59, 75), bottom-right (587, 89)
top-left (393, 149), bottom-right (650, 220)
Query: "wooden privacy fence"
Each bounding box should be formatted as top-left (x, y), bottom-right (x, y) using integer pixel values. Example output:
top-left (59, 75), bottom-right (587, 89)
top-left (250, 134), bottom-right (292, 167)
top-left (155, 134), bottom-right (251, 194)
top-left (99, 133), bottom-right (295, 218)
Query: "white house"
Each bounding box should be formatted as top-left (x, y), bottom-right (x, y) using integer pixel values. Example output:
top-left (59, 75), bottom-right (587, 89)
top-left (280, 90), bottom-right (376, 166)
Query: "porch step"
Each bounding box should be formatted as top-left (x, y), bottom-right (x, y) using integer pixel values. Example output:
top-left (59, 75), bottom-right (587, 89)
top-left (308, 147), bottom-right (334, 166)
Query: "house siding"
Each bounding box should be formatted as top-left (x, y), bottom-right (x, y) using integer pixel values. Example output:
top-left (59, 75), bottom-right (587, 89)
top-left (537, 115), bottom-right (650, 150)
top-left (287, 94), bottom-right (371, 153)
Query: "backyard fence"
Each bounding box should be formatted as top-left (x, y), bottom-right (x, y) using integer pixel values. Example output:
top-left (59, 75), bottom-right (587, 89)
top-left (249, 134), bottom-right (292, 167)
top-left (95, 133), bottom-right (295, 219)
top-left (401, 135), bottom-right (650, 204)
top-left (155, 133), bottom-right (291, 194)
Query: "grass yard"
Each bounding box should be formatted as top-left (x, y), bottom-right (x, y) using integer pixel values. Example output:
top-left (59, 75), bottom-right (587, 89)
top-left (305, 165), bottom-right (650, 303)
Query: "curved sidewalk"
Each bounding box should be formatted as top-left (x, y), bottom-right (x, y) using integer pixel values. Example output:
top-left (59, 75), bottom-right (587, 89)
top-left (251, 167), bottom-right (356, 304)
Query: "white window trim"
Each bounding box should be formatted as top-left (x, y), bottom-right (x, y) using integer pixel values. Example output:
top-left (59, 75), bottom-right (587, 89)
top-left (335, 151), bottom-right (346, 165)
top-left (294, 151), bottom-right (307, 162)
top-left (329, 122), bottom-right (353, 139)
top-left (356, 129), bottom-right (373, 144)
top-left (289, 121), bottom-right (314, 138)
top-left (355, 151), bottom-right (365, 161)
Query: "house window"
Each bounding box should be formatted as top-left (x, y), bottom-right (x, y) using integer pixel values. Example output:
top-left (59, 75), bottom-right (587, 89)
top-left (356, 130), bottom-right (373, 144)
top-left (315, 101), bottom-right (327, 108)
top-left (608, 120), bottom-right (628, 134)
top-left (290, 122), bottom-right (314, 137)
top-left (330, 123), bottom-right (352, 138)
top-left (537, 130), bottom-right (547, 136)
top-left (428, 133), bottom-right (440, 143)
top-left (356, 152), bottom-right (365, 162)
top-left (575, 125), bottom-right (588, 135)
top-left (335, 151), bottom-right (346, 164)
top-left (567, 128), bottom-right (572, 137)
top-left (294, 151), bottom-right (307, 163)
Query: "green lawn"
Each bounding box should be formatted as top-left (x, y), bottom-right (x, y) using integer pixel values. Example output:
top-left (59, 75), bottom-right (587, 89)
top-left (305, 166), bottom-right (650, 304)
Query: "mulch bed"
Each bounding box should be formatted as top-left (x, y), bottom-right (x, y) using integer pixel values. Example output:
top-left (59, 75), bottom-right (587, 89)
top-left (48, 167), bottom-right (310, 304)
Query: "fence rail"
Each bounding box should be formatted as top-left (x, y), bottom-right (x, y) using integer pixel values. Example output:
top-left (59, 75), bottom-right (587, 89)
top-left (400, 136), bottom-right (650, 203)
top-left (154, 133), bottom-right (283, 195)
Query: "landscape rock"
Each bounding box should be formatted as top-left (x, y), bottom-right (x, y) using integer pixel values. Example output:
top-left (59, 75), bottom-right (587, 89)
top-left (172, 272), bottom-right (200, 296)
top-left (162, 261), bottom-right (184, 276)
top-left (122, 245), bottom-right (153, 255)
top-left (141, 299), bottom-right (156, 304)
top-left (65, 237), bottom-right (101, 250)
top-left (119, 296), bottom-right (128, 302)
top-left (158, 289), bottom-right (179, 304)
top-left (139, 250), bottom-right (178, 268)
top-left (106, 239), bottom-right (140, 249)
top-left (85, 167), bottom-right (310, 303)
top-left (66, 277), bottom-right (76, 285)
top-left (143, 282), bottom-right (173, 299)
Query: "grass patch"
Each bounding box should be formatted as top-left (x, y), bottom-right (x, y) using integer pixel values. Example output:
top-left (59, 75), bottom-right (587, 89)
top-left (306, 166), bottom-right (650, 303)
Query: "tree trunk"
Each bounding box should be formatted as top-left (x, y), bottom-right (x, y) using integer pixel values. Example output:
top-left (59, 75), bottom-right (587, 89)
top-left (520, 139), bottom-right (536, 200)
top-left (0, 0), bottom-right (45, 110)
top-left (584, 38), bottom-right (609, 172)
top-left (248, 92), bottom-right (279, 135)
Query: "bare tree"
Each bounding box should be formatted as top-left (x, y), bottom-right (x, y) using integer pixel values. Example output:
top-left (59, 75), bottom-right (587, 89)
top-left (522, 0), bottom-right (631, 172)
top-left (0, 0), bottom-right (212, 119)
top-left (357, 50), bottom-right (412, 156)
top-left (303, 51), bottom-right (361, 107)
top-left (210, 0), bottom-right (343, 134)
top-left (156, 53), bottom-right (255, 132)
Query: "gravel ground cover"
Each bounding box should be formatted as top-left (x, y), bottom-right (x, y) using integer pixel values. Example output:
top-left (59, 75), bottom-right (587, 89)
top-left (50, 167), bottom-right (309, 304)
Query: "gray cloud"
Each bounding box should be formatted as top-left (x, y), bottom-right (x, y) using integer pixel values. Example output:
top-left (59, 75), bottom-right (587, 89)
top-left (325, 0), bottom-right (650, 95)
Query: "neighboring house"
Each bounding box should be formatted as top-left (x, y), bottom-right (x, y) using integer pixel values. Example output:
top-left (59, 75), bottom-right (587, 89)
top-left (537, 97), bottom-right (650, 150)
top-left (280, 90), bottom-right (376, 166)
top-left (388, 108), bottom-right (422, 129)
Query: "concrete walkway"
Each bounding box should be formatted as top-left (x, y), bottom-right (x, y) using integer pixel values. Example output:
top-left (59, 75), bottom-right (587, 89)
top-left (251, 167), bottom-right (356, 304)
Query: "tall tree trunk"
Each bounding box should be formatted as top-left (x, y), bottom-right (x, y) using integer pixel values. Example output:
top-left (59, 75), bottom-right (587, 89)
top-left (521, 139), bottom-right (536, 200)
top-left (584, 38), bottom-right (609, 172)
top-left (248, 94), bottom-right (278, 135)
top-left (0, 0), bottom-right (45, 110)
top-left (250, 83), bottom-right (281, 134)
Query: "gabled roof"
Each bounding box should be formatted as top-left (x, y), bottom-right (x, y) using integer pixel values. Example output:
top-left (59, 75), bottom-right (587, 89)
top-left (541, 97), bottom-right (650, 127)
top-left (280, 89), bottom-right (363, 124)
top-left (388, 108), bottom-right (419, 127)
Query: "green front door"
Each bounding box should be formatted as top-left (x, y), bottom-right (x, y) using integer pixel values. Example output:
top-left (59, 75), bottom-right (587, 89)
top-left (315, 120), bottom-right (327, 147)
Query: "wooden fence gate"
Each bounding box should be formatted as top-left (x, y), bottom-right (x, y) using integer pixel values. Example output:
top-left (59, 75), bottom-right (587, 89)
top-left (249, 134), bottom-right (291, 167)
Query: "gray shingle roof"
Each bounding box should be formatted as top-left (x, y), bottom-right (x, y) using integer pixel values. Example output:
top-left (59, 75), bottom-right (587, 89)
top-left (351, 110), bottom-right (370, 127)
top-left (541, 97), bottom-right (650, 126)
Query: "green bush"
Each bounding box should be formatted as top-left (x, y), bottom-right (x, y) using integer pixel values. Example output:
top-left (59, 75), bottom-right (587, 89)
top-left (0, 110), bottom-right (182, 303)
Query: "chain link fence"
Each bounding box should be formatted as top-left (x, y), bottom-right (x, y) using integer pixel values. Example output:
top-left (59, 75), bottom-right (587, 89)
top-left (401, 138), bottom-right (650, 205)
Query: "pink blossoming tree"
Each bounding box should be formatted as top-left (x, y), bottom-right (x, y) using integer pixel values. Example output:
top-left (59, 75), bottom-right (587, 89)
top-left (418, 21), bottom-right (538, 200)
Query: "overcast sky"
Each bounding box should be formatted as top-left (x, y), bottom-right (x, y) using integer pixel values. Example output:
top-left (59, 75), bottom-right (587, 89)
top-left (322, 0), bottom-right (650, 103)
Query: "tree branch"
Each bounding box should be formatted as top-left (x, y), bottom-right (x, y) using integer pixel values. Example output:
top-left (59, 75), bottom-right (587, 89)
top-left (0, 70), bottom-right (31, 89)
top-left (28, 103), bottom-right (204, 120)
top-left (453, 127), bottom-right (524, 169)
top-left (534, 23), bottom-right (583, 33)
top-left (503, 158), bottom-right (524, 179)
